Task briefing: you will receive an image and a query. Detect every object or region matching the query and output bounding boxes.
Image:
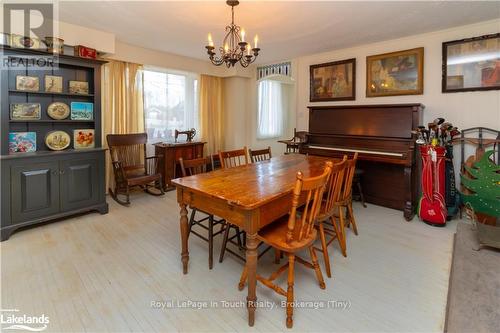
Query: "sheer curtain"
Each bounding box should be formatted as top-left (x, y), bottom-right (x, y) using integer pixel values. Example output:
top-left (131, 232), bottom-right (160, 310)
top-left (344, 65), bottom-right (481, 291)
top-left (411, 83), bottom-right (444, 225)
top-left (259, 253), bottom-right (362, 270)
top-left (257, 79), bottom-right (284, 139)
top-left (199, 74), bottom-right (225, 155)
top-left (102, 60), bottom-right (144, 191)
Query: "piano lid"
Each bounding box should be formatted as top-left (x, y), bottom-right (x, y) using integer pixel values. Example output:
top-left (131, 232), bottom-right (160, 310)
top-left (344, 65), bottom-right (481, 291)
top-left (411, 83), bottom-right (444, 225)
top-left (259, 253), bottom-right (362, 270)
top-left (308, 104), bottom-right (424, 139)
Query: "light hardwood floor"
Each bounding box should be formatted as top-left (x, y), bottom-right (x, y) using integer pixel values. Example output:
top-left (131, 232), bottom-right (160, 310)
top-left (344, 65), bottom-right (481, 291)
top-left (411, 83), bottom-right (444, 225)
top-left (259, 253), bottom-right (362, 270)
top-left (1, 191), bottom-right (457, 332)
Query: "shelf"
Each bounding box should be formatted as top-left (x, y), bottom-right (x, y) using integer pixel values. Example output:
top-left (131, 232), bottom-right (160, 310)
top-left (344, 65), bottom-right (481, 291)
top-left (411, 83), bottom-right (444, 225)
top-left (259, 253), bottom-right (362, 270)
top-left (1, 45), bottom-right (108, 65)
top-left (9, 90), bottom-right (94, 97)
top-left (9, 120), bottom-right (95, 123)
top-left (1, 148), bottom-right (107, 160)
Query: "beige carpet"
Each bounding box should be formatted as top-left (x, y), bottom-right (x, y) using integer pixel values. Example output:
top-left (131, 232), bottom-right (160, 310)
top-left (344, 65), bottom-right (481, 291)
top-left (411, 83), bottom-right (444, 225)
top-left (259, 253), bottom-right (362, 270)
top-left (445, 222), bottom-right (500, 333)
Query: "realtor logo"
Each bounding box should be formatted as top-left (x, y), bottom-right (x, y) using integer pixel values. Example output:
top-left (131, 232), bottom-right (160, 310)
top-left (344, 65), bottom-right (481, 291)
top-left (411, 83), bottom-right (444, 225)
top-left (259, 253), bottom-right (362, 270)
top-left (1, 309), bottom-right (50, 331)
top-left (3, 3), bottom-right (53, 40)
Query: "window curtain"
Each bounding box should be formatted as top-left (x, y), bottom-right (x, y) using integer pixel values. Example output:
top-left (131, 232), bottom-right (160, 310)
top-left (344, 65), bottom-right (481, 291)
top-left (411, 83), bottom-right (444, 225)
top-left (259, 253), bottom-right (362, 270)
top-left (199, 74), bottom-right (224, 155)
top-left (102, 60), bottom-right (145, 191)
top-left (257, 79), bottom-right (284, 139)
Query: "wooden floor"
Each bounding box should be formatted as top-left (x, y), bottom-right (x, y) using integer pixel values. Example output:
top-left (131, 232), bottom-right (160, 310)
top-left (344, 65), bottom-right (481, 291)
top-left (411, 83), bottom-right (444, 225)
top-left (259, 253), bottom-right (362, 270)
top-left (1, 191), bottom-right (457, 332)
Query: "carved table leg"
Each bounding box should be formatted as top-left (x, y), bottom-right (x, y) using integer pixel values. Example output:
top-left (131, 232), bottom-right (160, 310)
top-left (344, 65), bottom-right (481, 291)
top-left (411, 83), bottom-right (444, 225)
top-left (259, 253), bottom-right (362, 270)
top-left (180, 203), bottom-right (189, 274)
top-left (246, 232), bottom-right (258, 326)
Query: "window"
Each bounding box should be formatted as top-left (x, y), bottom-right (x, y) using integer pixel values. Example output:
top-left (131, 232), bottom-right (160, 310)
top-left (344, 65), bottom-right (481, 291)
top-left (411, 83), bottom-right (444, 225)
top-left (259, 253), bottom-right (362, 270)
top-left (143, 69), bottom-right (198, 143)
top-left (257, 79), bottom-right (285, 139)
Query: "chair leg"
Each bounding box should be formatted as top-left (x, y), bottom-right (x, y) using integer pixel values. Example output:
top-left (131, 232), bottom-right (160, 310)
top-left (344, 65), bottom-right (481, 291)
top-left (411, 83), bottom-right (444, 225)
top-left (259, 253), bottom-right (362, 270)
top-left (318, 222), bottom-right (332, 278)
top-left (331, 214), bottom-right (347, 258)
top-left (108, 187), bottom-right (130, 206)
top-left (286, 254), bottom-right (295, 329)
top-left (238, 264), bottom-right (248, 291)
top-left (338, 207), bottom-right (347, 257)
top-left (274, 249), bottom-right (281, 264)
top-left (347, 203), bottom-right (359, 236)
top-left (208, 215), bottom-right (214, 269)
top-left (219, 222), bottom-right (231, 263)
top-left (188, 209), bottom-right (196, 236)
top-left (357, 181), bottom-right (367, 208)
top-left (236, 227), bottom-right (243, 250)
top-left (309, 246), bottom-right (326, 289)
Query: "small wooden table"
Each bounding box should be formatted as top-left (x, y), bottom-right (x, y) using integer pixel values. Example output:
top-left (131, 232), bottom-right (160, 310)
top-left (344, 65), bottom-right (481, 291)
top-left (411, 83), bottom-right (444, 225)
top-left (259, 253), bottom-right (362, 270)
top-left (171, 154), bottom-right (332, 326)
top-left (154, 141), bottom-right (205, 191)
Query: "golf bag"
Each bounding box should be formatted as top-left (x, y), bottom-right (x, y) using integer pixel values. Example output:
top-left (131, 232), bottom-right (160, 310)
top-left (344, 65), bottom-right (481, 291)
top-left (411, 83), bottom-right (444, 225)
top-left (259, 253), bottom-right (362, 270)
top-left (418, 145), bottom-right (447, 225)
top-left (444, 145), bottom-right (459, 218)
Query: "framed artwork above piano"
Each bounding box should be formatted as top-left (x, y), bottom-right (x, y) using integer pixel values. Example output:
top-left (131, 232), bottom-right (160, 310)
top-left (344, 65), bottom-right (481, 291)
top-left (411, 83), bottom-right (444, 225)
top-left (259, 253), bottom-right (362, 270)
top-left (300, 103), bottom-right (424, 221)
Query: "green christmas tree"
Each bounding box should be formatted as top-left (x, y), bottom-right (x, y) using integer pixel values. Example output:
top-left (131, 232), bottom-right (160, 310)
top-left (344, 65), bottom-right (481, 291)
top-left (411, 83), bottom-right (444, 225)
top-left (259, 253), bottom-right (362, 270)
top-left (460, 150), bottom-right (500, 217)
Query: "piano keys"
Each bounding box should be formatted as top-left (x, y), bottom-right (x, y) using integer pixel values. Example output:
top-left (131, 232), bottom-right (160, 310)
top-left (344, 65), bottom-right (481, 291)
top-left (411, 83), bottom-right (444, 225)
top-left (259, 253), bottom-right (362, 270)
top-left (300, 104), bottom-right (424, 220)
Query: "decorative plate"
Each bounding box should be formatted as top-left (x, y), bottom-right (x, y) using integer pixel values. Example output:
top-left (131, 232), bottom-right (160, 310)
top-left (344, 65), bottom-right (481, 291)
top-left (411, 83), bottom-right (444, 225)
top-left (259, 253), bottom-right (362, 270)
top-left (47, 102), bottom-right (70, 120)
top-left (45, 130), bottom-right (70, 151)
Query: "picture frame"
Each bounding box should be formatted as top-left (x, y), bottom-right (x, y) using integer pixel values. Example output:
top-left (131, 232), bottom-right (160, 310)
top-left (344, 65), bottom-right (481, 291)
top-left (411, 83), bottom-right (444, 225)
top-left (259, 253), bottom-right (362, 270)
top-left (70, 102), bottom-right (94, 120)
top-left (366, 47), bottom-right (424, 97)
top-left (47, 102), bottom-right (70, 120)
top-left (73, 129), bottom-right (95, 149)
top-left (9, 34), bottom-right (43, 50)
top-left (10, 103), bottom-right (41, 120)
top-left (442, 33), bottom-right (500, 93)
top-left (310, 58), bottom-right (356, 102)
top-left (16, 75), bottom-right (40, 92)
top-left (69, 80), bottom-right (89, 95)
top-left (45, 75), bottom-right (63, 93)
top-left (9, 132), bottom-right (37, 153)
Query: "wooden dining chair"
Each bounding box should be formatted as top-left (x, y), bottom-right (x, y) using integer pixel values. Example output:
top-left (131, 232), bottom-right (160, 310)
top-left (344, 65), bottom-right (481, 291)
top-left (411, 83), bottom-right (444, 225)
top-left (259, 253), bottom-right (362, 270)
top-left (219, 147), bottom-right (249, 168)
top-left (249, 146), bottom-right (272, 163)
top-left (179, 157), bottom-right (225, 269)
top-left (313, 156), bottom-right (348, 278)
top-left (107, 133), bottom-right (164, 205)
top-left (218, 147), bottom-right (249, 263)
top-left (318, 153), bottom-right (359, 260)
top-left (238, 162), bottom-right (332, 328)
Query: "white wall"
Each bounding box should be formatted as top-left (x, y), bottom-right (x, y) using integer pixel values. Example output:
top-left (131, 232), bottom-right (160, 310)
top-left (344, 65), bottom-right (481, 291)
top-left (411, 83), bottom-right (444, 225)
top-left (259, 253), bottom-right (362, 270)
top-left (294, 19), bottom-right (500, 132)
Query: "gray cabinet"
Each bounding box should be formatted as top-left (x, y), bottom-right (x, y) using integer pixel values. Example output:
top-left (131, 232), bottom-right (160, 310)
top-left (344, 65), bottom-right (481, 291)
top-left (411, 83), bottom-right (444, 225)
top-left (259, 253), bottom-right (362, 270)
top-left (1, 150), bottom-right (108, 241)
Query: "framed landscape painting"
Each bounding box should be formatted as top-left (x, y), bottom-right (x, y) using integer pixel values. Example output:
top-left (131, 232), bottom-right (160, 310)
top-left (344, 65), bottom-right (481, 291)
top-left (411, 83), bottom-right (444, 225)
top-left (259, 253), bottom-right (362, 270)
top-left (310, 58), bottom-right (356, 102)
top-left (366, 47), bottom-right (424, 97)
top-left (442, 33), bottom-right (500, 93)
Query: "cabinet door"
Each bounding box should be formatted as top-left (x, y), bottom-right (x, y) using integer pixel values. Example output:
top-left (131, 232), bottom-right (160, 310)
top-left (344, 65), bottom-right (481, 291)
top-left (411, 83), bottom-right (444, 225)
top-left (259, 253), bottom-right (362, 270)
top-left (60, 156), bottom-right (99, 212)
top-left (11, 162), bottom-right (60, 223)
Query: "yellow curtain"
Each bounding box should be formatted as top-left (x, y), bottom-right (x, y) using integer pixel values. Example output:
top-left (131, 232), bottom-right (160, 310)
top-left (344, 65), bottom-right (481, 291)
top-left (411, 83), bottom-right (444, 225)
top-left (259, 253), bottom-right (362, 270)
top-left (199, 74), bottom-right (225, 155)
top-left (102, 60), bottom-right (144, 191)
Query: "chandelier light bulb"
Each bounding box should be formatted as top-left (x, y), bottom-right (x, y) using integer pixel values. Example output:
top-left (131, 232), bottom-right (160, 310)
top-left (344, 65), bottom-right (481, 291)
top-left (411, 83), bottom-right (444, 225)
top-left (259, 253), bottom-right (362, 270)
top-left (208, 33), bottom-right (214, 47)
top-left (254, 35), bottom-right (258, 49)
top-left (241, 29), bottom-right (246, 42)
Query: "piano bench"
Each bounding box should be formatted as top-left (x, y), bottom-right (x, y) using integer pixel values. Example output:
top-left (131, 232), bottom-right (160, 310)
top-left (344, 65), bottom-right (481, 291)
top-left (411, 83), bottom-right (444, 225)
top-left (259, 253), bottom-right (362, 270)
top-left (353, 169), bottom-right (367, 208)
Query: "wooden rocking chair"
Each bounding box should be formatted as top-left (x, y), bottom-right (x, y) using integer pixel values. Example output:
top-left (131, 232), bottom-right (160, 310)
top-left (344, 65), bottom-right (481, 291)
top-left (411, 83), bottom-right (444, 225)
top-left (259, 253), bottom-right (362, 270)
top-left (107, 133), bottom-right (164, 205)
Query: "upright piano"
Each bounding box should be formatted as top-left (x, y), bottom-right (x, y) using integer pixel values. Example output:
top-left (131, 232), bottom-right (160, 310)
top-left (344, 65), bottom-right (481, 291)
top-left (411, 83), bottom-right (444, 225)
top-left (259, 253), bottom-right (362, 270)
top-left (300, 104), bottom-right (424, 220)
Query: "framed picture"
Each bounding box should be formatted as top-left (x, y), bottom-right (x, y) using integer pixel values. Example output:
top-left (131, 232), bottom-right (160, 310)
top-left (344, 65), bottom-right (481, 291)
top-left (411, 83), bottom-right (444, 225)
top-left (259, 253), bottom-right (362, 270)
top-left (74, 129), bottom-right (95, 149)
top-left (10, 34), bottom-right (43, 49)
top-left (69, 80), bottom-right (89, 94)
top-left (10, 103), bottom-right (41, 120)
top-left (71, 102), bottom-right (94, 120)
top-left (366, 47), bottom-right (424, 97)
top-left (9, 132), bottom-right (37, 153)
top-left (16, 75), bottom-right (40, 92)
top-left (45, 75), bottom-right (63, 93)
top-left (47, 102), bottom-right (70, 120)
top-left (310, 58), bottom-right (356, 102)
top-left (442, 33), bottom-right (500, 93)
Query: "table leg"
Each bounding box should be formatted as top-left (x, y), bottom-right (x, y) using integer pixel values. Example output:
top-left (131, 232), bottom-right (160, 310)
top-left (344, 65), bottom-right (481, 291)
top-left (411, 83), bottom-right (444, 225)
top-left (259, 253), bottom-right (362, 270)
top-left (180, 203), bottom-right (189, 274)
top-left (246, 232), bottom-right (258, 326)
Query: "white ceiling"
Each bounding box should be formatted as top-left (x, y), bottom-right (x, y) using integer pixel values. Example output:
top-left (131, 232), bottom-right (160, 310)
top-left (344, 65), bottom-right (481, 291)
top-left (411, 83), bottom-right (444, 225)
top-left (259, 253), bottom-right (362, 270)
top-left (58, 1), bottom-right (500, 64)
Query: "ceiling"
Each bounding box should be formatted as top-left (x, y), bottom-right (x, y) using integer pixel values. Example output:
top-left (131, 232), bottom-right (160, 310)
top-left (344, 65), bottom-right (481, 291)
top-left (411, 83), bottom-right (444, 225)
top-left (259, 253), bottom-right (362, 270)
top-left (58, 1), bottom-right (500, 64)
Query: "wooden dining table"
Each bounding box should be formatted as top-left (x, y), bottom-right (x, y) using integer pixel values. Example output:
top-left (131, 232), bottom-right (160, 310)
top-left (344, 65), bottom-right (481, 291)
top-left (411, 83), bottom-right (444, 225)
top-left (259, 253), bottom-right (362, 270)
top-left (171, 154), bottom-right (333, 326)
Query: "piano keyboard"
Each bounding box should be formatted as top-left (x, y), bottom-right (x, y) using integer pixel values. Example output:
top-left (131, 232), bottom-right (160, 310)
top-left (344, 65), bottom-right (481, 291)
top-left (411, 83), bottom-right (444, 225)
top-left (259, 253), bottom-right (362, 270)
top-left (307, 145), bottom-right (404, 157)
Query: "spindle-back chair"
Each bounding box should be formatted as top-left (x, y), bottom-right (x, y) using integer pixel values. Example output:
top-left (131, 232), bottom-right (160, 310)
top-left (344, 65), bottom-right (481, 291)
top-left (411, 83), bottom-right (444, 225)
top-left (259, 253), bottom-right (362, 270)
top-left (238, 162), bottom-right (332, 328)
top-left (219, 147), bottom-right (249, 168)
top-left (249, 147), bottom-right (272, 163)
top-left (107, 133), bottom-right (164, 205)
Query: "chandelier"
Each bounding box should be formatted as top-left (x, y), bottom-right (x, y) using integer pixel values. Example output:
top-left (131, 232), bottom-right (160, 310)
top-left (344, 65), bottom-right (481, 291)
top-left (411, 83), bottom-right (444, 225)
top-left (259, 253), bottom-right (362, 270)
top-left (205, 0), bottom-right (260, 68)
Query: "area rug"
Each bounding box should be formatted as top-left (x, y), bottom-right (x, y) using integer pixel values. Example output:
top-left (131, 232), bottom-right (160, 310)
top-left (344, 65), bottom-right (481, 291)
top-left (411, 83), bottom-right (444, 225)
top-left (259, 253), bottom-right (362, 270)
top-left (445, 222), bottom-right (500, 332)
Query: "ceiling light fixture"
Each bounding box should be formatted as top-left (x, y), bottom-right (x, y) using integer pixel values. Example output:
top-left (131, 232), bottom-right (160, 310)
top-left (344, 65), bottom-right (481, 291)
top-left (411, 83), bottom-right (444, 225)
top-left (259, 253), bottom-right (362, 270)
top-left (205, 0), bottom-right (260, 68)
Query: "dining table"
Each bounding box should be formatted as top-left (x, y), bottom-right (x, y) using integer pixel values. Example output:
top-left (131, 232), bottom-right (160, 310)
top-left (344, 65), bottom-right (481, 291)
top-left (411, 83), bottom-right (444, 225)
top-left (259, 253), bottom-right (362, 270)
top-left (171, 153), bottom-right (333, 326)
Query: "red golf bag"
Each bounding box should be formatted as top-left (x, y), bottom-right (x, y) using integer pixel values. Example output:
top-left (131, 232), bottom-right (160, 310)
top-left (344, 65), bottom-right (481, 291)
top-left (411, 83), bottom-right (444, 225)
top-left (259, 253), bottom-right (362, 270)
top-left (418, 145), bottom-right (447, 226)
